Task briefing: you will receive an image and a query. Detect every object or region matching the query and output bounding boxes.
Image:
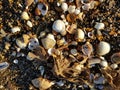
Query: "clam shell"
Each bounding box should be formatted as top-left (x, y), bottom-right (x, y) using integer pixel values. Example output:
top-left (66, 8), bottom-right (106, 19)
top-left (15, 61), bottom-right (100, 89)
top-left (97, 41), bottom-right (110, 56)
top-left (111, 52), bottom-right (120, 64)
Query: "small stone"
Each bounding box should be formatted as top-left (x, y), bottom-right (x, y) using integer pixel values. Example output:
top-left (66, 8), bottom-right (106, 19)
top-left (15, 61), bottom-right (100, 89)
top-left (61, 2), bottom-right (68, 12)
top-left (27, 20), bottom-right (33, 27)
top-left (11, 26), bottom-right (21, 33)
top-left (21, 11), bottom-right (30, 20)
top-left (110, 63), bottom-right (118, 69)
top-left (94, 22), bottom-right (105, 30)
top-left (68, 5), bottom-right (76, 13)
top-left (13, 59), bottom-right (18, 64)
top-left (28, 38), bottom-right (39, 50)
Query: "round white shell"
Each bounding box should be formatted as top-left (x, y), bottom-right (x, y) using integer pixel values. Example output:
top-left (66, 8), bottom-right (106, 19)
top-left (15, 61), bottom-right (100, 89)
top-left (28, 38), bottom-right (39, 50)
top-left (52, 20), bottom-right (65, 33)
top-left (94, 22), bottom-right (105, 30)
top-left (61, 2), bottom-right (68, 12)
top-left (97, 41), bottom-right (110, 55)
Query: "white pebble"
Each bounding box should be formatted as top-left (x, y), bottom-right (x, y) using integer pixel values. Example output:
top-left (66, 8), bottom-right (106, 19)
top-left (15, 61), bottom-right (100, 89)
top-left (61, 2), bottom-right (68, 12)
top-left (27, 21), bottom-right (33, 27)
top-left (16, 38), bottom-right (27, 49)
top-left (21, 11), bottom-right (29, 20)
top-left (100, 60), bottom-right (108, 68)
top-left (11, 26), bottom-right (21, 33)
top-left (110, 63), bottom-right (118, 69)
top-left (94, 22), bottom-right (105, 30)
top-left (68, 5), bottom-right (76, 14)
top-left (13, 59), bottom-right (18, 64)
top-left (75, 8), bottom-right (80, 15)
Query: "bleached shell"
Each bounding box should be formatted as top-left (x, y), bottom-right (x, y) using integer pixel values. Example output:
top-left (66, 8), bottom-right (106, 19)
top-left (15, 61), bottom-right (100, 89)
top-left (68, 5), bottom-right (76, 13)
top-left (37, 3), bottom-right (48, 16)
top-left (75, 8), bottom-right (80, 15)
top-left (28, 38), bottom-right (39, 50)
top-left (61, 2), bottom-right (68, 12)
top-left (16, 38), bottom-right (27, 49)
top-left (27, 20), bottom-right (33, 27)
top-left (41, 38), bottom-right (56, 49)
top-left (21, 11), bottom-right (29, 20)
top-left (110, 63), bottom-right (118, 69)
top-left (94, 22), bottom-right (105, 30)
top-left (97, 41), bottom-right (110, 55)
top-left (76, 29), bottom-right (85, 41)
top-left (11, 26), bottom-right (21, 33)
top-left (88, 58), bottom-right (101, 65)
top-left (52, 20), bottom-right (65, 33)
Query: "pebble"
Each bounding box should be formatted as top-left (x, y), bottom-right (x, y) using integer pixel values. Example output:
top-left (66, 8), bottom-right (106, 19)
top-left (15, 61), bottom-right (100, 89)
top-left (0, 62), bottom-right (9, 71)
top-left (61, 2), bottom-right (68, 12)
top-left (68, 5), bottom-right (76, 13)
top-left (28, 38), bottom-right (39, 50)
top-left (11, 26), bottom-right (21, 33)
top-left (94, 22), bottom-right (105, 30)
top-left (21, 11), bottom-right (29, 20)
top-left (13, 59), bottom-right (18, 64)
top-left (27, 20), bottom-right (33, 27)
top-left (110, 63), bottom-right (118, 69)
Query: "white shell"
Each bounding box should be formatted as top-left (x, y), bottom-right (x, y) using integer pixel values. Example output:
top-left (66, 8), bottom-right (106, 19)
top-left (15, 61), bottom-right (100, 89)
top-left (88, 58), bottom-right (101, 65)
top-left (82, 3), bottom-right (91, 11)
top-left (37, 3), bottom-right (48, 16)
top-left (28, 38), bottom-right (39, 50)
top-left (27, 20), bottom-right (33, 27)
top-left (100, 60), bottom-right (108, 68)
top-left (11, 26), bottom-right (21, 33)
top-left (21, 11), bottom-right (29, 20)
top-left (110, 63), bottom-right (118, 69)
top-left (76, 29), bottom-right (85, 41)
top-left (75, 8), bottom-right (80, 15)
top-left (97, 41), bottom-right (110, 55)
top-left (16, 38), bottom-right (27, 49)
top-left (61, 2), bottom-right (68, 12)
top-left (68, 5), bottom-right (76, 13)
top-left (94, 22), bottom-right (105, 30)
top-left (52, 20), bottom-right (65, 33)
top-left (13, 59), bottom-right (18, 64)
top-left (41, 34), bottom-right (56, 49)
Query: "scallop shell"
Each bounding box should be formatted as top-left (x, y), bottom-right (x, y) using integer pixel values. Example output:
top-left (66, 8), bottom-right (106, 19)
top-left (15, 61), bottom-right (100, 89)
top-left (111, 52), bottom-right (120, 64)
top-left (97, 41), bottom-right (110, 56)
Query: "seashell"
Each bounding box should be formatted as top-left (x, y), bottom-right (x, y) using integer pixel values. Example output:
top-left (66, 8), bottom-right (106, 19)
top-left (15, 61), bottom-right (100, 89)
top-left (52, 20), bottom-right (65, 33)
top-left (100, 60), bottom-right (108, 68)
top-left (61, 2), bottom-right (68, 12)
top-left (88, 58), bottom-right (101, 66)
top-left (28, 38), bottom-right (39, 50)
top-left (70, 49), bottom-right (78, 56)
top-left (56, 80), bottom-right (64, 86)
top-left (16, 38), bottom-right (27, 49)
top-left (25, 0), bottom-right (34, 9)
top-left (68, 5), bottom-right (76, 14)
top-left (26, 52), bottom-right (39, 60)
top-left (97, 41), bottom-right (110, 56)
top-left (31, 77), bottom-right (54, 90)
top-left (94, 22), bottom-right (105, 30)
top-left (5, 42), bottom-right (11, 50)
top-left (111, 52), bottom-right (120, 64)
top-left (37, 2), bottom-right (48, 16)
top-left (21, 11), bottom-right (29, 20)
top-left (11, 26), bottom-right (21, 33)
top-left (82, 3), bottom-right (91, 11)
top-left (27, 20), bottom-right (33, 27)
top-left (66, 13), bottom-right (77, 22)
top-left (57, 37), bottom-right (66, 47)
top-left (47, 48), bottom-right (60, 56)
top-left (75, 29), bottom-right (85, 42)
top-left (41, 34), bottom-right (56, 49)
top-left (13, 59), bottom-right (18, 64)
top-left (110, 63), bottom-right (118, 69)
top-left (75, 8), bottom-right (80, 15)
top-left (66, 24), bottom-right (77, 34)
top-left (0, 62), bottom-right (9, 71)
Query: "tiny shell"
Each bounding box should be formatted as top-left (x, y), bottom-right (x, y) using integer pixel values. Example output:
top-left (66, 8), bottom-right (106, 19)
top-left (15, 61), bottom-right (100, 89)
top-left (75, 29), bottom-right (85, 42)
top-left (94, 22), bottom-right (105, 30)
top-left (52, 20), bottom-right (65, 33)
top-left (75, 8), bottom-right (80, 15)
top-left (35, 7), bottom-right (41, 16)
top-left (100, 60), bottom-right (108, 68)
top-left (25, 0), bottom-right (34, 9)
top-left (28, 38), bottom-right (39, 50)
top-left (82, 42), bottom-right (93, 57)
top-left (27, 20), bottom-right (33, 27)
top-left (13, 59), bottom-right (18, 64)
top-left (41, 34), bottom-right (56, 49)
top-left (111, 52), bottom-right (120, 64)
top-left (68, 5), bottom-right (76, 14)
top-left (21, 11), bottom-right (29, 20)
top-left (88, 58), bottom-right (101, 65)
top-left (61, 2), bottom-right (68, 12)
top-left (97, 41), bottom-right (110, 56)
top-left (57, 37), bottom-right (66, 47)
top-left (11, 26), bottom-right (21, 33)
top-left (0, 62), bottom-right (9, 71)
top-left (31, 77), bottom-right (54, 90)
top-left (82, 3), bottom-right (91, 11)
top-left (37, 3), bottom-right (48, 16)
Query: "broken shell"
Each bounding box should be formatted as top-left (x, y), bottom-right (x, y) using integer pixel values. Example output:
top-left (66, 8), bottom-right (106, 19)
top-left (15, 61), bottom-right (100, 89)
top-left (82, 42), bottom-right (93, 57)
top-left (97, 41), bottom-right (110, 56)
top-left (16, 38), bottom-right (27, 49)
top-left (70, 49), bottom-right (78, 56)
top-left (52, 20), bottom-right (65, 33)
top-left (41, 34), bottom-right (56, 49)
top-left (27, 20), bottom-right (33, 27)
top-left (110, 63), bottom-right (118, 69)
top-left (94, 22), bottom-right (105, 30)
top-left (75, 29), bottom-right (85, 42)
top-left (21, 11), bottom-right (29, 20)
top-left (26, 52), bottom-right (39, 60)
top-left (57, 37), bottom-right (66, 47)
top-left (13, 59), bottom-right (18, 64)
top-left (0, 62), bottom-right (9, 71)
top-left (111, 52), bottom-right (120, 64)
top-left (31, 77), bottom-right (54, 90)
top-left (47, 48), bottom-right (60, 56)
top-left (37, 3), bottom-right (48, 16)
top-left (66, 24), bottom-right (77, 34)
top-left (88, 58), bottom-right (101, 66)
top-left (61, 2), bottom-right (68, 12)
top-left (28, 38), bottom-right (39, 50)
top-left (25, 0), bottom-right (34, 9)
top-left (82, 3), bottom-right (91, 11)
top-left (100, 60), bottom-right (108, 68)
top-left (11, 26), bottom-right (21, 33)
top-left (68, 5), bottom-right (76, 14)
